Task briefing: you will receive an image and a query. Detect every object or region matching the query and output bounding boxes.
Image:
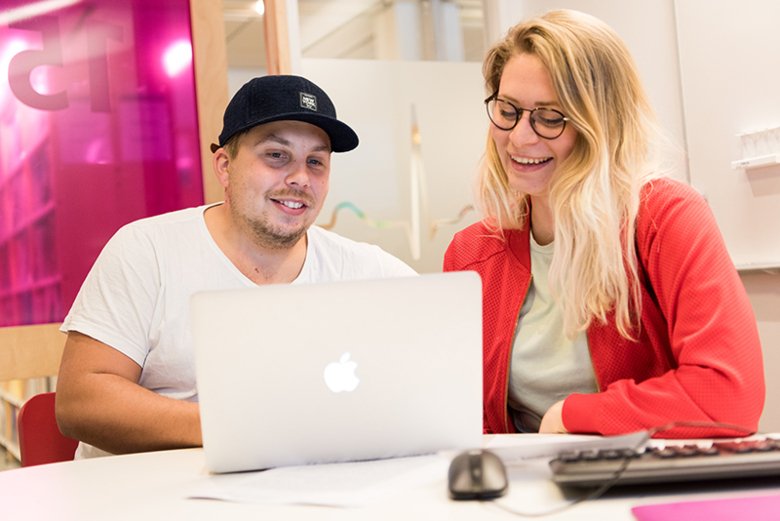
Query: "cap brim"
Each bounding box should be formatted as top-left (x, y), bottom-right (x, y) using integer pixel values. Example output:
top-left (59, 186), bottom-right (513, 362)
top-left (293, 113), bottom-right (359, 153)
top-left (215, 113), bottom-right (359, 154)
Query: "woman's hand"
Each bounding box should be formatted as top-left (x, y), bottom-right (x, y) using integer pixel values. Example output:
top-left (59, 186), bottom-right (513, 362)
top-left (539, 400), bottom-right (568, 433)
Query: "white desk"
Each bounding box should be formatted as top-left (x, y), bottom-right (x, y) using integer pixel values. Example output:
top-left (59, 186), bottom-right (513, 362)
top-left (1, 440), bottom-right (779, 520)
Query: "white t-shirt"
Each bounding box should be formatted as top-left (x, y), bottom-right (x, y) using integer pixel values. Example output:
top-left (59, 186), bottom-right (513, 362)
top-left (507, 233), bottom-right (597, 432)
top-left (60, 204), bottom-right (416, 456)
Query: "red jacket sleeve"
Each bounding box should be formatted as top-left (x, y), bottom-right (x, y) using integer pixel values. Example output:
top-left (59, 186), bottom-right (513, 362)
top-left (563, 180), bottom-right (765, 437)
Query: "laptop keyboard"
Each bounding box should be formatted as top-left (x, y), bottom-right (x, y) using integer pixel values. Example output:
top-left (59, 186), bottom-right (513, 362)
top-left (549, 437), bottom-right (780, 487)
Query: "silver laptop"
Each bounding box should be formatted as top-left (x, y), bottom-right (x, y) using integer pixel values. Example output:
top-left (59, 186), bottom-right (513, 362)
top-left (191, 271), bottom-right (483, 473)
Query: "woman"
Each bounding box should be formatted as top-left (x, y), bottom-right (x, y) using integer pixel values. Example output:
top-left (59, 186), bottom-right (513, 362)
top-left (444, 10), bottom-right (764, 437)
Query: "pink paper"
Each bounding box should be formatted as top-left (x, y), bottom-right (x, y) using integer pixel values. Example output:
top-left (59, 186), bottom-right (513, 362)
top-left (632, 493), bottom-right (780, 521)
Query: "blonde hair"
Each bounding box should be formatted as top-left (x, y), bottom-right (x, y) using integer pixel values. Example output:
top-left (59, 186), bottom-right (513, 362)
top-left (479, 9), bottom-right (670, 339)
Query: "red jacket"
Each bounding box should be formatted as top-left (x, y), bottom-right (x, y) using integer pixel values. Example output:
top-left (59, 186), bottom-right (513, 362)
top-left (444, 178), bottom-right (765, 437)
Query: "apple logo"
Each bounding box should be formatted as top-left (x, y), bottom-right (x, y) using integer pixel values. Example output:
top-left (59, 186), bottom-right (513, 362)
top-left (323, 352), bottom-right (360, 393)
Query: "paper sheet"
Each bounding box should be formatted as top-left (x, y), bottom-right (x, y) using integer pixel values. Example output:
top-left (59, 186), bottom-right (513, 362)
top-left (483, 431), bottom-right (649, 465)
top-left (189, 454), bottom-right (448, 507)
top-left (188, 433), bottom-right (651, 507)
top-left (632, 493), bottom-right (780, 521)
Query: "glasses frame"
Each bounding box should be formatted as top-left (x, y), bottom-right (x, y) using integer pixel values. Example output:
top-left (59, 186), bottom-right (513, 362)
top-left (484, 93), bottom-right (569, 140)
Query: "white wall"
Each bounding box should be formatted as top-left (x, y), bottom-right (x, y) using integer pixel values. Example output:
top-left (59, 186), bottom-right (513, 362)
top-left (675, 0), bottom-right (780, 269)
top-left (302, 58), bottom-right (484, 273)
top-left (742, 272), bottom-right (780, 432)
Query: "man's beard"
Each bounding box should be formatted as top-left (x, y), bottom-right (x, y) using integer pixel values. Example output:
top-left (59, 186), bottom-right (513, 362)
top-left (247, 218), bottom-right (306, 249)
top-left (227, 186), bottom-right (315, 249)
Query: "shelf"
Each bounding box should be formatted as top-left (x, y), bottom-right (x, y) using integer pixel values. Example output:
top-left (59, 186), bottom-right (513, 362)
top-left (0, 123), bottom-right (49, 190)
top-left (0, 395), bottom-right (21, 462)
top-left (732, 126), bottom-right (780, 170)
top-left (731, 153), bottom-right (780, 170)
top-left (0, 275), bottom-right (62, 300)
top-left (0, 200), bottom-right (55, 245)
top-left (0, 434), bottom-right (20, 461)
top-left (0, 387), bottom-right (24, 408)
top-left (735, 262), bottom-right (780, 274)
top-left (0, 378), bottom-right (56, 463)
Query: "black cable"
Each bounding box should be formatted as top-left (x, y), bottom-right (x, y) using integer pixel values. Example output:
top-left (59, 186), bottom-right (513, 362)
top-left (487, 421), bottom-right (757, 518)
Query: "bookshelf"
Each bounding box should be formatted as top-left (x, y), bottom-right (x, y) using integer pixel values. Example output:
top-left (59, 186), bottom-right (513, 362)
top-left (0, 0), bottom-right (226, 465)
top-left (0, 378), bottom-right (54, 462)
top-left (0, 60), bottom-right (64, 462)
top-left (0, 121), bottom-right (64, 329)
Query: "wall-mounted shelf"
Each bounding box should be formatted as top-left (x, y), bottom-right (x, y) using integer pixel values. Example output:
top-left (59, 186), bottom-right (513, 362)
top-left (735, 262), bottom-right (780, 274)
top-left (732, 127), bottom-right (780, 171)
top-left (731, 153), bottom-right (780, 170)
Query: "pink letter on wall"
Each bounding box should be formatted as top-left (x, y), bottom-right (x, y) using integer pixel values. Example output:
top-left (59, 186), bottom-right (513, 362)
top-left (0, 0), bottom-right (204, 326)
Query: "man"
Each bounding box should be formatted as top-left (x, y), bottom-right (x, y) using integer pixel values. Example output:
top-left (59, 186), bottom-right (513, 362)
top-left (56, 75), bottom-right (416, 458)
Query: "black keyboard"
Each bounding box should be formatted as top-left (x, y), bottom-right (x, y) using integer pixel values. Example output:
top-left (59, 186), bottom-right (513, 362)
top-left (549, 437), bottom-right (780, 487)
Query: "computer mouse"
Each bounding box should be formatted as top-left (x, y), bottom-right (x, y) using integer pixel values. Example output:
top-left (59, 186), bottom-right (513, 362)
top-left (448, 448), bottom-right (508, 500)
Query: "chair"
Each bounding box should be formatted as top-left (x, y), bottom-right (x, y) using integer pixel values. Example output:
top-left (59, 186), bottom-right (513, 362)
top-left (0, 324), bottom-right (70, 465)
top-left (17, 392), bottom-right (79, 467)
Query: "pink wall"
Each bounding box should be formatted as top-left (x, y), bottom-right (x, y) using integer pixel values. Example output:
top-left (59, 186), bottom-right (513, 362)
top-left (0, 0), bottom-right (203, 326)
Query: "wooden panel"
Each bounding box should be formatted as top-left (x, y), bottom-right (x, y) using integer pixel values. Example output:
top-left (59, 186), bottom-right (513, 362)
top-left (190, 0), bottom-right (230, 204)
top-left (264, 0), bottom-right (292, 74)
top-left (0, 324), bottom-right (64, 382)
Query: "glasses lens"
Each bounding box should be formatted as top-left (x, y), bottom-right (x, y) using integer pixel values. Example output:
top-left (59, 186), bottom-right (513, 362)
top-left (530, 108), bottom-right (567, 139)
top-left (486, 99), bottom-right (519, 131)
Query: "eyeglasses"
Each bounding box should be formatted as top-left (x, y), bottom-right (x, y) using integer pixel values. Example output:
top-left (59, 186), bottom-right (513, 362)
top-left (484, 93), bottom-right (569, 140)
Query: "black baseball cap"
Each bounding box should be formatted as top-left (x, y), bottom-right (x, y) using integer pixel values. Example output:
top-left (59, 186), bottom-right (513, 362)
top-left (210, 75), bottom-right (359, 153)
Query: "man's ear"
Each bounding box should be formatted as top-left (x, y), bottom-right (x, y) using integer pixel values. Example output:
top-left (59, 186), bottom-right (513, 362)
top-left (212, 148), bottom-right (231, 189)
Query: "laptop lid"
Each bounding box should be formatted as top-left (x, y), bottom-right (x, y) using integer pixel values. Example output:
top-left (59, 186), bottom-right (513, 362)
top-left (191, 271), bottom-right (483, 473)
